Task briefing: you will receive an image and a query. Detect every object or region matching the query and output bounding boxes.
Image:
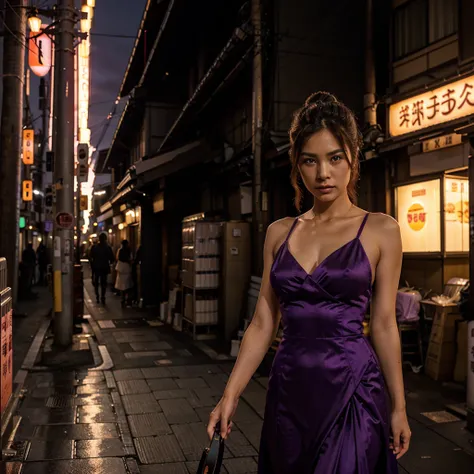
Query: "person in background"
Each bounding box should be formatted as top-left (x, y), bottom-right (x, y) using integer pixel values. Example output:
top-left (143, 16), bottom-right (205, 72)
top-left (89, 233), bottom-right (114, 304)
top-left (115, 240), bottom-right (133, 307)
top-left (132, 245), bottom-right (142, 305)
top-left (36, 242), bottom-right (48, 286)
top-left (22, 243), bottom-right (36, 291)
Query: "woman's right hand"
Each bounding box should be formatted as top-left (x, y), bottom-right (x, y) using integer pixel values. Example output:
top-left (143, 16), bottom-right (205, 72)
top-left (207, 394), bottom-right (239, 440)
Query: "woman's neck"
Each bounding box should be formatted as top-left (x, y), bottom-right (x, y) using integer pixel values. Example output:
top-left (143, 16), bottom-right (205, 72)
top-left (310, 194), bottom-right (353, 222)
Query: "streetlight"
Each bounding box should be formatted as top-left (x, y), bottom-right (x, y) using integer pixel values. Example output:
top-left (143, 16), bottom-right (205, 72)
top-left (28, 14), bottom-right (42, 34)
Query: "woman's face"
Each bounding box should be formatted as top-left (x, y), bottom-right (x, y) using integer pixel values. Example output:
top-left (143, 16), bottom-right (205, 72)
top-left (297, 128), bottom-right (351, 203)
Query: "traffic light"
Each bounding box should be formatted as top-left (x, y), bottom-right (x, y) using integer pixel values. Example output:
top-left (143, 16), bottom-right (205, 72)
top-left (45, 185), bottom-right (53, 208)
top-left (77, 143), bottom-right (89, 183)
top-left (46, 151), bottom-right (54, 172)
top-left (22, 180), bottom-right (33, 201)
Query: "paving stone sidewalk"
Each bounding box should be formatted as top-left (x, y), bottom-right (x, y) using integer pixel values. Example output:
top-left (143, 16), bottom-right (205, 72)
top-left (4, 278), bottom-right (474, 473)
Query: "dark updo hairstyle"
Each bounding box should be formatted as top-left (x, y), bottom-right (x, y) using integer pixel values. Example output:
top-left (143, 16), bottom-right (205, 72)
top-left (289, 91), bottom-right (362, 211)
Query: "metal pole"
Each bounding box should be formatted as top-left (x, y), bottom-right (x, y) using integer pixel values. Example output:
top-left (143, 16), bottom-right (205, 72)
top-left (364, 0), bottom-right (377, 127)
top-left (251, 0), bottom-right (264, 276)
top-left (76, 175), bottom-right (81, 263)
top-left (0, 0), bottom-right (27, 306)
top-left (40, 77), bottom-right (48, 234)
top-left (52, 0), bottom-right (76, 346)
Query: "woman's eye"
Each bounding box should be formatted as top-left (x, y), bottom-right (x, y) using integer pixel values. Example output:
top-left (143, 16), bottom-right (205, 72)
top-left (302, 158), bottom-right (315, 165)
top-left (331, 155), bottom-right (343, 163)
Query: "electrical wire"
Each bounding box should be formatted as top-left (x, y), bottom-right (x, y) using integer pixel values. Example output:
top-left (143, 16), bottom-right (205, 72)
top-left (0, 14), bottom-right (37, 55)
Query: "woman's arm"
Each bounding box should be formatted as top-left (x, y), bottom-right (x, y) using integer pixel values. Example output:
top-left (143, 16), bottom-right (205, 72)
top-left (208, 221), bottom-right (286, 438)
top-left (370, 214), bottom-right (411, 458)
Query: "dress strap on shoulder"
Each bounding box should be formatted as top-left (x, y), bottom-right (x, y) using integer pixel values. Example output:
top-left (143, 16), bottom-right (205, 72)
top-left (284, 218), bottom-right (300, 243)
top-left (356, 213), bottom-right (370, 239)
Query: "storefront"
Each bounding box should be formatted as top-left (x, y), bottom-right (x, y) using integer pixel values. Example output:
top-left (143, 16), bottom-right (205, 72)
top-left (385, 72), bottom-right (474, 293)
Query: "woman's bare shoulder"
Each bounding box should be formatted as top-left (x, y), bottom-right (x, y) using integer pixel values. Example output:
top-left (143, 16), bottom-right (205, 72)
top-left (266, 217), bottom-right (297, 248)
top-left (366, 212), bottom-right (400, 238)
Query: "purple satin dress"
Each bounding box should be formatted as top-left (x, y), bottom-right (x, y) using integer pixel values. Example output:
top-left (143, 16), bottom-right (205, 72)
top-left (258, 213), bottom-right (398, 474)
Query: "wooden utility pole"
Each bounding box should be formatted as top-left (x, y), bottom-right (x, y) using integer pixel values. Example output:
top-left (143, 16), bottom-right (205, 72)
top-left (0, 0), bottom-right (27, 305)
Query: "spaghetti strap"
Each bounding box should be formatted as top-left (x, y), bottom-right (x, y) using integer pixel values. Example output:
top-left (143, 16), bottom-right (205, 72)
top-left (356, 213), bottom-right (370, 239)
top-left (284, 218), bottom-right (300, 244)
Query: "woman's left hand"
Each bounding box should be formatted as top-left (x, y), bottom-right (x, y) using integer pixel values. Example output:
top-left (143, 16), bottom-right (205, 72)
top-left (390, 409), bottom-right (411, 459)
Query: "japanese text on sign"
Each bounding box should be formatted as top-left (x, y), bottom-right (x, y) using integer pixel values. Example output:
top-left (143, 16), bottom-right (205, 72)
top-left (389, 75), bottom-right (474, 137)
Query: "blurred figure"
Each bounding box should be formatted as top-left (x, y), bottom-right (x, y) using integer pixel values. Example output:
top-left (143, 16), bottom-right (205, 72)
top-left (115, 240), bottom-right (133, 307)
top-left (89, 233), bottom-right (114, 304)
top-left (36, 242), bottom-right (48, 286)
top-left (22, 243), bottom-right (36, 291)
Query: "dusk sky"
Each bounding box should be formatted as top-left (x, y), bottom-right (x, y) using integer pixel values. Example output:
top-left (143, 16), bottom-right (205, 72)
top-left (20, 0), bottom-right (147, 153)
top-left (88, 0), bottom-right (147, 152)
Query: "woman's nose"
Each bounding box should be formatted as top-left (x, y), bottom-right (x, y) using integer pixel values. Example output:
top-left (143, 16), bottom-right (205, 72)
top-left (316, 163), bottom-right (330, 180)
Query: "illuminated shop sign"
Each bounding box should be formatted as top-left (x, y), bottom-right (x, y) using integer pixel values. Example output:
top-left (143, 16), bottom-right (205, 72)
top-left (389, 75), bottom-right (474, 137)
top-left (395, 177), bottom-right (469, 253)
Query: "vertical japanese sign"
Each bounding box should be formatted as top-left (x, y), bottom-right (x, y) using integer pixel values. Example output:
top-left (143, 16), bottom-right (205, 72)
top-left (0, 289), bottom-right (12, 414)
top-left (389, 75), bottom-right (474, 137)
top-left (22, 129), bottom-right (34, 165)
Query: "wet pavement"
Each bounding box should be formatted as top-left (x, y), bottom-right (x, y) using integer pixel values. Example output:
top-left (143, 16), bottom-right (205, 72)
top-left (3, 278), bottom-right (474, 473)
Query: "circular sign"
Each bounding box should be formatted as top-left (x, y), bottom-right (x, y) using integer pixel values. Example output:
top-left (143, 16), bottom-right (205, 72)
top-left (55, 212), bottom-right (74, 230)
top-left (407, 203), bottom-right (426, 231)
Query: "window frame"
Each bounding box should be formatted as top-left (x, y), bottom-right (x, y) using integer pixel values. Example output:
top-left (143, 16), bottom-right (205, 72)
top-left (393, 0), bottom-right (458, 61)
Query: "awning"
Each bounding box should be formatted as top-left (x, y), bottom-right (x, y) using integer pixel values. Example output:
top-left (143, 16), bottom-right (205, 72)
top-left (135, 140), bottom-right (214, 186)
top-left (97, 209), bottom-right (113, 223)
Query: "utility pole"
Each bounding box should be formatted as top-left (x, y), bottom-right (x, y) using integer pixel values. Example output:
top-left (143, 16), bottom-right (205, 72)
top-left (0, 0), bottom-right (27, 305)
top-left (251, 0), bottom-right (265, 276)
top-left (52, 0), bottom-right (76, 346)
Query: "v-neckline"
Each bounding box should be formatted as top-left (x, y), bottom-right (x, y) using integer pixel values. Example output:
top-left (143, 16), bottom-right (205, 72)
top-left (285, 237), bottom-right (359, 278)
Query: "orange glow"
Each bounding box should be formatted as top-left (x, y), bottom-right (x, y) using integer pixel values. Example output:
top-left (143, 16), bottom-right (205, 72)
top-left (389, 75), bottom-right (474, 137)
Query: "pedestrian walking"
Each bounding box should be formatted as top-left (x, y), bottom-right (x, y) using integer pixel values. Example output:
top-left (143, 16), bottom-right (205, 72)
top-left (115, 240), bottom-right (133, 307)
top-left (89, 233), bottom-right (114, 304)
top-left (36, 242), bottom-right (48, 286)
top-left (207, 92), bottom-right (411, 473)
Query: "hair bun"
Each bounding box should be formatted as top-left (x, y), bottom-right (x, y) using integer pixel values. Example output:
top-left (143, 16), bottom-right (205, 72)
top-left (304, 91), bottom-right (338, 107)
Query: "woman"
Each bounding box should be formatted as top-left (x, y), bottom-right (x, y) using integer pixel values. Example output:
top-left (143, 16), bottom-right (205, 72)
top-left (115, 240), bottom-right (133, 307)
top-left (207, 92), bottom-right (410, 473)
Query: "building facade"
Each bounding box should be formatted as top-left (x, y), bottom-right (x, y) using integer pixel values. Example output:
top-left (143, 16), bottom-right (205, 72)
top-left (95, 0), bottom-right (371, 312)
top-left (371, 0), bottom-right (471, 294)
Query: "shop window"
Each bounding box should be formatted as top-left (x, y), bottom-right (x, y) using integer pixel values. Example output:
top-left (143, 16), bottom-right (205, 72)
top-left (394, 0), bottom-right (458, 60)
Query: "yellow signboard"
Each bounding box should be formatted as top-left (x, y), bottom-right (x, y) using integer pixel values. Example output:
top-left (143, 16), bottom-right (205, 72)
top-left (422, 133), bottom-right (462, 153)
top-left (80, 195), bottom-right (88, 211)
top-left (22, 129), bottom-right (34, 165)
top-left (22, 180), bottom-right (33, 201)
top-left (389, 75), bottom-right (474, 137)
top-left (396, 179), bottom-right (441, 253)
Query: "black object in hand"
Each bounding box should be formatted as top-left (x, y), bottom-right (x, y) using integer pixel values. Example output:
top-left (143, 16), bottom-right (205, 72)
top-left (196, 424), bottom-right (225, 474)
